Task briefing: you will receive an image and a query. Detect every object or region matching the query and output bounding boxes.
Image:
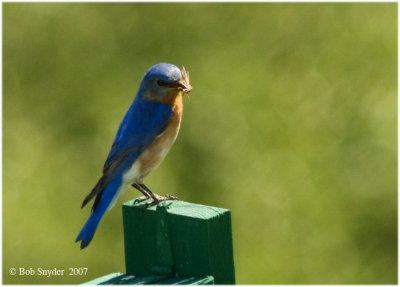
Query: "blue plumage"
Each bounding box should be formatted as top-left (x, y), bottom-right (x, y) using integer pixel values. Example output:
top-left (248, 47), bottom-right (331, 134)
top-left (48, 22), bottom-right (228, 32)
top-left (104, 93), bottom-right (173, 173)
top-left (76, 176), bottom-right (122, 249)
top-left (76, 63), bottom-right (192, 249)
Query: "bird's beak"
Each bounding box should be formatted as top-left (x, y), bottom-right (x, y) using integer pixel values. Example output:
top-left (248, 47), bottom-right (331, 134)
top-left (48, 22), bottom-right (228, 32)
top-left (178, 80), bottom-right (192, 92)
top-left (178, 66), bottom-right (192, 93)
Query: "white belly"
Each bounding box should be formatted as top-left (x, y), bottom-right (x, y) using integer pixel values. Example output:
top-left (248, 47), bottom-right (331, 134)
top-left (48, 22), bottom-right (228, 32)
top-left (120, 144), bottom-right (172, 186)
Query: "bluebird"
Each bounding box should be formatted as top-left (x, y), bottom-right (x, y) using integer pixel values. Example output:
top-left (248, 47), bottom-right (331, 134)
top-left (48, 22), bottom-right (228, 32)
top-left (76, 63), bottom-right (192, 249)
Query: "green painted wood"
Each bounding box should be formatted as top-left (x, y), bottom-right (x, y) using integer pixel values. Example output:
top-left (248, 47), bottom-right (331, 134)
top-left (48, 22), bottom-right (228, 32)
top-left (158, 275), bottom-right (215, 285)
top-left (82, 273), bottom-right (213, 285)
top-left (123, 199), bottom-right (235, 284)
top-left (82, 273), bottom-right (123, 285)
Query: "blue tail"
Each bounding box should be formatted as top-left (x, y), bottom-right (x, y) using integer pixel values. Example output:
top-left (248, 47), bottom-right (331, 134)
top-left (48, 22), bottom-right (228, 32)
top-left (76, 176), bottom-right (122, 249)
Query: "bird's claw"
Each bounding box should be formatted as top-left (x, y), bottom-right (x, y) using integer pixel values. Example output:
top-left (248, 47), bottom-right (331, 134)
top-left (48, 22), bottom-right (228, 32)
top-left (134, 196), bottom-right (150, 204)
top-left (145, 194), bottom-right (179, 207)
top-left (165, 194), bottom-right (178, 200)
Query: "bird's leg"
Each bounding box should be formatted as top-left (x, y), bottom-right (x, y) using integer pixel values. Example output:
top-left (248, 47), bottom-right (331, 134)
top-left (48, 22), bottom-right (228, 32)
top-left (138, 183), bottom-right (178, 206)
top-left (132, 183), bottom-right (152, 203)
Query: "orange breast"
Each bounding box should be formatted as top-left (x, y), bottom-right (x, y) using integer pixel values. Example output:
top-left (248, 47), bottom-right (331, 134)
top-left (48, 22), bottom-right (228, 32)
top-left (136, 93), bottom-right (183, 178)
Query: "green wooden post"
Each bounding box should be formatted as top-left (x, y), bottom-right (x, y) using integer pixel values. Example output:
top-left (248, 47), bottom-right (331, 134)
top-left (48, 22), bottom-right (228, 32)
top-left (123, 199), bottom-right (235, 284)
top-left (82, 199), bottom-right (235, 285)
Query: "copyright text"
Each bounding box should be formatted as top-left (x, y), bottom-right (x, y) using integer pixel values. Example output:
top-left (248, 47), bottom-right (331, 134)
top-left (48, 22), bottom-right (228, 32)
top-left (9, 267), bottom-right (88, 277)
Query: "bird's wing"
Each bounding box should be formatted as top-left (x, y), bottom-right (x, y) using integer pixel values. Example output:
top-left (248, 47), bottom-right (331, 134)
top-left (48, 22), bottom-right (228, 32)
top-left (81, 99), bottom-right (173, 210)
top-left (104, 99), bottom-right (173, 174)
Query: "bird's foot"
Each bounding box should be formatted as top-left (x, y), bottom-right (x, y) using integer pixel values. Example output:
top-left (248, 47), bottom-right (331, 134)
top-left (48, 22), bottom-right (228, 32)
top-left (145, 194), bottom-right (179, 207)
top-left (133, 195), bottom-right (151, 204)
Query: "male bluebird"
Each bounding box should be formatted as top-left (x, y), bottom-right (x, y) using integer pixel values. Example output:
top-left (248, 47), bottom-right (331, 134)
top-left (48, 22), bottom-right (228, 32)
top-left (76, 63), bottom-right (192, 249)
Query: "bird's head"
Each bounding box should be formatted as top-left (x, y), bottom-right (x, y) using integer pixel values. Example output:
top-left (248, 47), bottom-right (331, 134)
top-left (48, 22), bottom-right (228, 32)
top-left (140, 63), bottom-right (192, 100)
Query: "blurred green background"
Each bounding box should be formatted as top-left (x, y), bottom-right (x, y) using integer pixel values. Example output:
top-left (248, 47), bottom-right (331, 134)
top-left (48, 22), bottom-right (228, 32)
top-left (3, 2), bottom-right (397, 284)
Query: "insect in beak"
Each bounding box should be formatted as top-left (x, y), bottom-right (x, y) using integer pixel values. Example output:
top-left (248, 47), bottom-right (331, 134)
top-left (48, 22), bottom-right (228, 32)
top-left (179, 67), bottom-right (192, 93)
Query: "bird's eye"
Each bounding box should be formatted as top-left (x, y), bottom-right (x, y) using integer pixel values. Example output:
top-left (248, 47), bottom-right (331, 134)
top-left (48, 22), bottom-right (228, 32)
top-left (157, 80), bottom-right (167, 86)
